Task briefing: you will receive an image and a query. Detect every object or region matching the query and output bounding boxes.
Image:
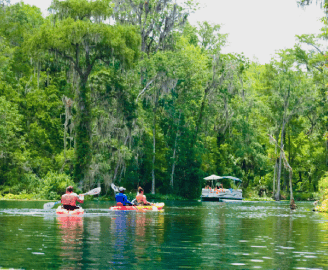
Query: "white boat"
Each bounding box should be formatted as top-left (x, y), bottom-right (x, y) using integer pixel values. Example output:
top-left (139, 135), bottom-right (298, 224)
top-left (201, 175), bottom-right (243, 202)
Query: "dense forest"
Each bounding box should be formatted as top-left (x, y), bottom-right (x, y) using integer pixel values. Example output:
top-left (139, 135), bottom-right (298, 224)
top-left (1, 0), bottom-right (328, 201)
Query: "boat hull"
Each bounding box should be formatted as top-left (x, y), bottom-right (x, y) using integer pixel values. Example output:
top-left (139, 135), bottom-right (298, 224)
top-left (56, 206), bottom-right (84, 215)
top-left (201, 188), bottom-right (243, 202)
top-left (110, 203), bottom-right (164, 211)
top-left (201, 197), bottom-right (243, 202)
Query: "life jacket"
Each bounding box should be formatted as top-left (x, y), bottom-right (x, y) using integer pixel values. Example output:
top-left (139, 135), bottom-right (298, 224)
top-left (61, 193), bottom-right (79, 206)
top-left (115, 193), bottom-right (132, 206)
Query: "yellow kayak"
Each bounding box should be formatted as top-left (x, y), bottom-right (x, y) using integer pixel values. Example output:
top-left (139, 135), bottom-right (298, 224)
top-left (110, 202), bottom-right (165, 211)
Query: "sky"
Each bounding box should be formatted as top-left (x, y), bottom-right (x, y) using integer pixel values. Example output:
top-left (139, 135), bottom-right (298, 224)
top-left (11, 0), bottom-right (327, 64)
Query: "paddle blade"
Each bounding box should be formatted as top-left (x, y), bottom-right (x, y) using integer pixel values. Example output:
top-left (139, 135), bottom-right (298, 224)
top-left (84, 187), bottom-right (101, 196)
top-left (111, 183), bottom-right (119, 193)
top-left (43, 200), bottom-right (60, 210)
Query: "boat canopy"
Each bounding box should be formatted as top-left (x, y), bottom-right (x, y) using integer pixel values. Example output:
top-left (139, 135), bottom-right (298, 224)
top-left (203, 174), bottom-right (223, 180)
top-left (221, 176), bottom-right (242, 182)
top-left (203, 175), bottom-right (242, 182)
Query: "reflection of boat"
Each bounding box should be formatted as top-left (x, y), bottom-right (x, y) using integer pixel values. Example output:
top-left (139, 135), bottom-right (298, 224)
top-left (201, 175), bottom-right (243, 201)
top-left (110, 203), bottom-right (165, 211)
top-left (57, 215), bottom-right (84, 269)
top-left (56, 206), bottom-right (85, 215)
top-left (220, 199), bottom-right (243, 202)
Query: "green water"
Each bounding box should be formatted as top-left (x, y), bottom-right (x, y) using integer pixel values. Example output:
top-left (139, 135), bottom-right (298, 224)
top-left (0, 200), bottom-right (327, 269)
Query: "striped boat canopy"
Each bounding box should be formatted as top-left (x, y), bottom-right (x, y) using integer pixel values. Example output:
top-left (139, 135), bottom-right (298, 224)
top-left (221, 176), bottom-right (242, 182)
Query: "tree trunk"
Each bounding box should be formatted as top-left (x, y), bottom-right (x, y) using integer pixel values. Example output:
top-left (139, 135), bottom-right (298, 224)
top-left (73, 78), bottom-right (91, 183)
top-left (289, 170), bottom-right (294, 201)
top-left (289, 170), bottom-right (297, 209)
top-left (273, 143), bottom-right (277, 197)
top-left (170, 112), bottom-right (181, 188)
top-left (273, 159), bottom-right (277, 196)
top-left (151, 108), bottom-right (156, 195)
top-left (275, 121), bottom-right (286, 201)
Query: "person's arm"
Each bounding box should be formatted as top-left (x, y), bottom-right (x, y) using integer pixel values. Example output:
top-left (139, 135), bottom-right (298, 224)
top-left (123, 194), bottom-right (133, 206)
top-left (77, 194), bottom-right (84, 203)
top-left (143, 195), bottom-right (151, 205)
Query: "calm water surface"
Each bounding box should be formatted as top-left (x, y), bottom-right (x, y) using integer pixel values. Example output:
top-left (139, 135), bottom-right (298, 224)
top-left (0, 200), bottom-right (327, 269)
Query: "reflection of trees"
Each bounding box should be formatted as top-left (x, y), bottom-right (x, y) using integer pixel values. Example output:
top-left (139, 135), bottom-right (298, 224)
top-left (134, 212), bottom-right (165, 262)
top-left (199, 203), bottom-right (243, 267)
top-left (57, 216), bottom-right (84, 270)
top-left (160, 207), bottom-right (203, 268)
top-left (235, 203), bottom-right (328, 269)
top-left (0, 215), bottom-right (53, 269)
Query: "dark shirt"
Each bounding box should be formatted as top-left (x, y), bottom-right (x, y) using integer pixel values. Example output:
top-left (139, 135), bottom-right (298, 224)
top-left (115, 193), bottom-right (132, 206)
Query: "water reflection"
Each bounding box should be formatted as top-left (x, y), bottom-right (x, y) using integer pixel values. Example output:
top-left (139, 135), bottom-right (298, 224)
top-left (57, 216), bottom-right (84, 270)
top-left (3, 201), bottom-right (328, 269)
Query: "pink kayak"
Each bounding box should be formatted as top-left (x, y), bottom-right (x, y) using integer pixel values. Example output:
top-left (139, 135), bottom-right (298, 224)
top-left (56, 206), bottom-right (84, 215)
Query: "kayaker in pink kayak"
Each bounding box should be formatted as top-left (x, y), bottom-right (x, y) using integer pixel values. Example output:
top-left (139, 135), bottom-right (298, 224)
top-left (136, 187), bottom-right (151, 205)
top-left (115, 187), bottom-right (133, 206)
top-left (61, 186), bottom-right (84, 211)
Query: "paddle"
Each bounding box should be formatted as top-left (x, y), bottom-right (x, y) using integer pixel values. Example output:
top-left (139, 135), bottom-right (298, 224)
top-left (111, 183), bottom-right (137, 206)
top-left (111, 183), bottom-right (119, 193)
top-left (43, 187), bottom-right (101, 210)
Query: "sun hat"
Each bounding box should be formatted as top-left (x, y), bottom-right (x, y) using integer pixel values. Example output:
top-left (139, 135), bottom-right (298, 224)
top-left (119, 187), bottom-right (126, 192)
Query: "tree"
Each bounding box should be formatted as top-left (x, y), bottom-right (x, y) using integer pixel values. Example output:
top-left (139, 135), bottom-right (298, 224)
top-left (269, 134), bottom-right (297, 209)
top-left (112, 0), bottom-right (197, 55)
top-left (25, 0), bottom-right (140, 183)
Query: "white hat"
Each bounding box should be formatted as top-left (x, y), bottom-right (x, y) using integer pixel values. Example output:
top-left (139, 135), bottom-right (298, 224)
top-left (119, 187), bottom-right (126, 192)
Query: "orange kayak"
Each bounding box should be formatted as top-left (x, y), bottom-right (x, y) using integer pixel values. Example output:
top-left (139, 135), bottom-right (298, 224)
top-left (110, 203), bottom-right (164, 211)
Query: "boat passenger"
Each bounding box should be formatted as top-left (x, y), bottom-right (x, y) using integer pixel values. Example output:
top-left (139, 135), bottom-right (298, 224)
top-left (115, 187), bottom-right (133, 206)
top-left (61, 186), bottom-right (84, 211)
top-left (136, 187), bottom-right (151, 206)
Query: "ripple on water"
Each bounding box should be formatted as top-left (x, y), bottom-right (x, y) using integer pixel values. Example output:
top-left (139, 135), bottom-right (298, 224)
top-left (278, 246), bottom-right (295, 250)
top-left (32, 252), bottom-right (44, 255)
top-left (295, 268), bottom-right (323, 270)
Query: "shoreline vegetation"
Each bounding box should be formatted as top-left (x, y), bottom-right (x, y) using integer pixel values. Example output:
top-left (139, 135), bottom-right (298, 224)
top-left (1, 0), bottom-right (328, 207)
top-left (0, 191), bottom-right (319, 202)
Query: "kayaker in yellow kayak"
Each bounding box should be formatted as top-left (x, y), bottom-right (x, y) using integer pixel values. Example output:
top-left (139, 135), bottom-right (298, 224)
top-left (136, 187), bottom-right (151, 206)
top-left (61, 186), bottom-right (84, 211)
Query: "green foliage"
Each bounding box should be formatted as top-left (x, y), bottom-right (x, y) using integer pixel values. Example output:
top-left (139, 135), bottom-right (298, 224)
top-left (146, 193), bottom-right (189, 201)
top-left (293, 192), bottom-right (319, 201)
top-left (0, 193), bottom-right (36, 200)
top-left (318, 173), bottom-right (328, 200)
top-left (39, 172), bottom-right (75, 200)
top-left (0, 0), bottom-right (327, 202)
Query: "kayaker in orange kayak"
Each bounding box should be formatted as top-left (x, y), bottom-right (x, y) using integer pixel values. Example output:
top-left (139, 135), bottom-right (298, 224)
top-left (61, 186), bottom-right (84, 211)
top-left (136, 187), bottom-right (151, 206)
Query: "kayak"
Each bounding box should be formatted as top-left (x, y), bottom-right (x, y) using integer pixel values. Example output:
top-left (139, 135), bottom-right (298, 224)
top-left (110, 202), bottom-right (165, 211)
top-left (56, 206), bottom-right (85, 215)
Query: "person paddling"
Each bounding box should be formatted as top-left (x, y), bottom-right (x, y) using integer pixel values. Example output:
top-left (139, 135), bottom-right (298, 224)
top-left (115, 187), bottom-right (133, 206)
top-left (61, 186), bottom-right (84, 211)
top-left (136, 187), bottom-right (151, 206)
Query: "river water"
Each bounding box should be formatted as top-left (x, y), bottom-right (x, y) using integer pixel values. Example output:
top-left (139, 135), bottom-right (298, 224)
top-left (0, 200), bottom-right (327, 269)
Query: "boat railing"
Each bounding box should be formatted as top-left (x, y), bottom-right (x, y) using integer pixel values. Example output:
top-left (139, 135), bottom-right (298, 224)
top-left (202, 188), bottom-right (242, 194)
